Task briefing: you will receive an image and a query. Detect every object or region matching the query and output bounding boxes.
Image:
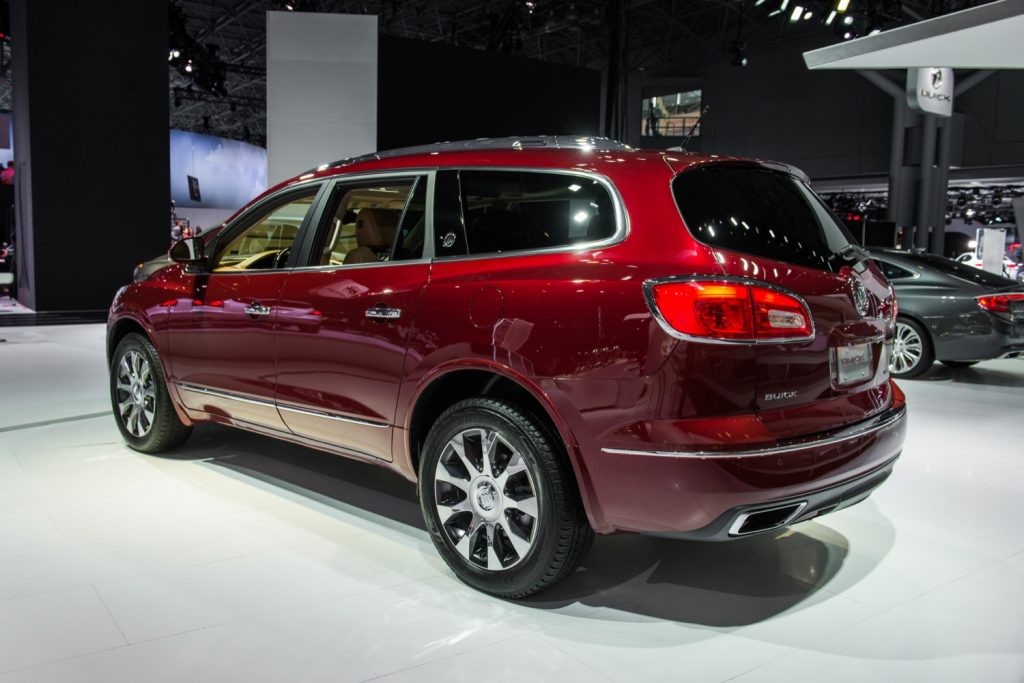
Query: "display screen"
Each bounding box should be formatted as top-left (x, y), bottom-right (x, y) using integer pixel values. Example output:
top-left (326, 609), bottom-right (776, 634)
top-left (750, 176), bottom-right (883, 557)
top-left (170, 129), bottom-right (267, 209)
top-left (642, 90), bottom-right (702, 138)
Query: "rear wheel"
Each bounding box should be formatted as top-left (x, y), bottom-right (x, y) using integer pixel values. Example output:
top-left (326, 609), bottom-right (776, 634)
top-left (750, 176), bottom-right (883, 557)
top-left (941, 360), bottom-right (979, 369)
top-left (419, 397), bottom-right (593, 598)
top-left (890, 317), bottom-right (934, 379)
top-left (110, 333), bottom-right (192, 453)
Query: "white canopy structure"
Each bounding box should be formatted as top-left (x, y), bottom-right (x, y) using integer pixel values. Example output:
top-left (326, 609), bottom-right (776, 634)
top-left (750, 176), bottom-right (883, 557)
top-left (803, 0), bottom-right (1024, 71)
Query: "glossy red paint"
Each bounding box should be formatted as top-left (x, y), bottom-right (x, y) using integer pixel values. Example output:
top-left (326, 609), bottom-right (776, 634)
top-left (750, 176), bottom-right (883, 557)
top-left (108, 144), bottom-right (906, 537)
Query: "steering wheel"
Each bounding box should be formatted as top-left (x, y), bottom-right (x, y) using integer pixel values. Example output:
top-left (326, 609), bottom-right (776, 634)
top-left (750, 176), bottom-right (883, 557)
top-left (273, 247), bottom-right (291, 269)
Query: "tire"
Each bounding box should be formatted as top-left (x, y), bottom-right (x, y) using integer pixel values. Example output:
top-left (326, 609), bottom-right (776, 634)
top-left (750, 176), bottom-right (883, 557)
top-left (110, 332), bottom-right (192, 453)
top-left (418, 397), bottom-right (593, 598)
top-left (890, 317), bottom-right (934, 379)
top-left (940, 360), bottom-right (979, 369)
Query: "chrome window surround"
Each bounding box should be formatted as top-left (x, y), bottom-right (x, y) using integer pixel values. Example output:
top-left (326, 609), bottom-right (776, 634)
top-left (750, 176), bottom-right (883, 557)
top-left (601, 402), bottom-right (905, 459)
top-left (175, 383), bottom-right (390, 429)
top-left (430, 167), bottom-right (630, 264)
top-left (642, 274), bottom-right (816, 345)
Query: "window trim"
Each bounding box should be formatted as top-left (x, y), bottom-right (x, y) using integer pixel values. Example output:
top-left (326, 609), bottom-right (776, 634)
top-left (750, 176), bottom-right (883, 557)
top-left (431, 167), bottom-right (629, 263)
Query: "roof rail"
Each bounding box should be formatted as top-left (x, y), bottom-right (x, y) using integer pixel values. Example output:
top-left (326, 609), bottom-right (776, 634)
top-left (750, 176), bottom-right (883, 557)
top-left (310, 135), bottom-right (635, 173)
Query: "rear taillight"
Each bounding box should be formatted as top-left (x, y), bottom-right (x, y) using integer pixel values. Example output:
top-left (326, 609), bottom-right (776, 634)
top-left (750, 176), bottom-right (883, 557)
top-left (976, 292), bottom-right (1024, 313)
top-left (647, 279), bottom-right (813, 342)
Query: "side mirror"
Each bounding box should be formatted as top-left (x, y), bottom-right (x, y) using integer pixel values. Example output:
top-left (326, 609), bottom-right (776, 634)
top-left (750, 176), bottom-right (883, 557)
top-left (169, 236), bottom-right (205, 265)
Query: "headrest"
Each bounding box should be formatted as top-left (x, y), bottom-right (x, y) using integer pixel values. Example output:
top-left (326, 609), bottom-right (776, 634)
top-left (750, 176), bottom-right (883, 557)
top-left (355, 209), bottom-right (398, 248)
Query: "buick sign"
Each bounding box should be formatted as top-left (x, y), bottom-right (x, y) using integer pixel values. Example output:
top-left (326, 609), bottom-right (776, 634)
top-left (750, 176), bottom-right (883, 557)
top-left (907, 67), bottom-right (953, 117)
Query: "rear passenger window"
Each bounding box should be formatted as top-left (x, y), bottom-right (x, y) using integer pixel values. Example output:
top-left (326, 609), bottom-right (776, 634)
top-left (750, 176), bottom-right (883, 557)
top-left (457, 171), bottom-right (617, 256)
top-left (872, 259), bottom-right (914, 280)
top-left (312, 178), bottom-right (419, 266)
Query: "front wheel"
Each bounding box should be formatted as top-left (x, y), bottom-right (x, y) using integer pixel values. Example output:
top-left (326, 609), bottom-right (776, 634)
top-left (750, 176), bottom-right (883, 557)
top-left (419, 397), bottom-right (593, 598)
top-left (110, 332), bottom-right (192, 453)
top-left (890, 317), bottom-right (934, 379)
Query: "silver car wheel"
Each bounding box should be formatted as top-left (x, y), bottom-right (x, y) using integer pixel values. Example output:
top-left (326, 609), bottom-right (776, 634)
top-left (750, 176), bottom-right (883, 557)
top-left (433, 427), bottom-right (539, 571)
top-left (891, 321), bottom-right (924, 375)
top-left (115, 350), bottom-right (156, 438)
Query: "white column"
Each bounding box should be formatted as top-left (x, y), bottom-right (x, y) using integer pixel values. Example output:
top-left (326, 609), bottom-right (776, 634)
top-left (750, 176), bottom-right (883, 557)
top-left (266, 11), bottom-right (378, 185)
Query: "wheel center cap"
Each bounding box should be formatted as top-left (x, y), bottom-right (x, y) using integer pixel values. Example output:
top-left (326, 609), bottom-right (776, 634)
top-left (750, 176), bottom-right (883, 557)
top-left (476, 482), bottom-right (497, 510)
top-left (131, 384), bottom-right (143, 404)
top-left (472, 479), bottom-right (501, 520)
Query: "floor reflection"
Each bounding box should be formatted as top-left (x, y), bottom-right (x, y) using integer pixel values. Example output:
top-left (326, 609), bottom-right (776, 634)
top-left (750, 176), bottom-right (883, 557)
top-left (921, 360), bottom-right (1024, 388)
top-left (159, 423), bottom-right (887, 628)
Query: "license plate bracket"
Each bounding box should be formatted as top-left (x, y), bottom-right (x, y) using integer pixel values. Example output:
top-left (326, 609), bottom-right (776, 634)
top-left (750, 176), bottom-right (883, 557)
top-left (832, 342), bottom-right (873, 386)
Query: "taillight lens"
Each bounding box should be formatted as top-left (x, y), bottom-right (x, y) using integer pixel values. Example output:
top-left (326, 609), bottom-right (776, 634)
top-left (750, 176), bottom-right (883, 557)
top-left (648, 280), bottom-right (812, 342)
top-left (976, 292), bottom-right (1024, 313)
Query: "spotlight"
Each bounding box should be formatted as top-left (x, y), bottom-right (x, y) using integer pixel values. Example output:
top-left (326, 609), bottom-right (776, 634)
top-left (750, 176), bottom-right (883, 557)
top-left (729, 40), bottom-right (748, 67)
top-left (843, 15), bottom-right (853, 25)
top-left (184, 60), bottom-right (193, 73)
top-left (803, 10), bottom-right (813, 20)
top-left (843, 31), bottom-right (853, 39)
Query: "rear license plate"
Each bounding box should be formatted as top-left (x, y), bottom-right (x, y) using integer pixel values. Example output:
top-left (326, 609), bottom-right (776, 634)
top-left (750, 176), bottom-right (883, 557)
top-left (833, 343), bottom-right (873, 385)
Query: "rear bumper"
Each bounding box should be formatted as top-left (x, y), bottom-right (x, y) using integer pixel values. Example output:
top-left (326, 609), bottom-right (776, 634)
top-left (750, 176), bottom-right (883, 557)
top-left (582, 391), bottom-right (907, 534)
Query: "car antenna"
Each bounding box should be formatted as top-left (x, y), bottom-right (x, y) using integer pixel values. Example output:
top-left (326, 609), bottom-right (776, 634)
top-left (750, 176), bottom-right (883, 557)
top-left (681, 106), bottom-right (709, 151)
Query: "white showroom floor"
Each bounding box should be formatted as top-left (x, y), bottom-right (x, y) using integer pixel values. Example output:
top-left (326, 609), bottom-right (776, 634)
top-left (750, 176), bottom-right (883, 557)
top-left (1, 323), bottom-right (1023, 682)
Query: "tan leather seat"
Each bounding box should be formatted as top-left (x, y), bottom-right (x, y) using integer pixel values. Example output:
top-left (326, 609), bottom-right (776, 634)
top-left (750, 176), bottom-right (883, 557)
top-left (344, 209), bottom-right (399, 265)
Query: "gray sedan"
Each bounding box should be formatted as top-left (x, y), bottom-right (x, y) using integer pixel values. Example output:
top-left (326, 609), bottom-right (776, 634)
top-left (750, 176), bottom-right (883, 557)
top-left (870, 249), bottom-right (1024, 378)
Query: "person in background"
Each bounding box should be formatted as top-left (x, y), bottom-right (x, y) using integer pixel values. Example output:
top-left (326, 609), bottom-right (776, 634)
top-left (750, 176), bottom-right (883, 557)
top-left (0, 161), bottom-right (14, 185)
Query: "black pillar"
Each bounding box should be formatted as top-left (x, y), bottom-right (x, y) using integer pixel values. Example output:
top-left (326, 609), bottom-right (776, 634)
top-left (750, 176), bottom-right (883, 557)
top-left (11, 0), bottom-right (169, 312)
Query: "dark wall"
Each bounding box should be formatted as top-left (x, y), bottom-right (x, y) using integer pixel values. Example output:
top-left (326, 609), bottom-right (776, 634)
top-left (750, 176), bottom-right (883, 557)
top-left (628, 37), bottom-right (1024, 181)
top-left (378, 36), bottom-right (601, 150)
top-left (12, 0), bottom-right (169, 311)
top-left (959, 70), bottom-right (1024, 168)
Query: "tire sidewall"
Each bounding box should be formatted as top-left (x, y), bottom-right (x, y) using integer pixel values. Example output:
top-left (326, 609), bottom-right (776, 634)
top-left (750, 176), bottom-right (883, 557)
top-left (418, 401), bottom-right (561, 595)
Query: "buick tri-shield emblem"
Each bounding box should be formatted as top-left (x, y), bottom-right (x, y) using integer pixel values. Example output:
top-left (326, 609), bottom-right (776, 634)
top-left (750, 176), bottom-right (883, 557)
top-left (850, 278), bottom-right (870, 317)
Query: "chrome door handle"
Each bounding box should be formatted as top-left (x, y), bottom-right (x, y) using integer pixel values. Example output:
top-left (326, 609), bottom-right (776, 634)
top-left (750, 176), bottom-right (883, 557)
top-left (244, 302), bottom-right (272, 317)
top-left (365, 305), bottom-right (401, 321)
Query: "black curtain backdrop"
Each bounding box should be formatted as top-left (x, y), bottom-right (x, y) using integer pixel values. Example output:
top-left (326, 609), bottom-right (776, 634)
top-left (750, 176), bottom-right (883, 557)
top-left (12, 0), bottom-right (169, 312)
top-left (378, 36), bottom-right (602, 151)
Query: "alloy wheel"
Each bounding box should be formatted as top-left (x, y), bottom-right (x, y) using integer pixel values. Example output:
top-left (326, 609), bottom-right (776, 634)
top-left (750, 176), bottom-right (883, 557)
top-left (891, 321), bottom-right (924, 375)
top-left (433, 427), bottom-right (539, 571)
top-left (115, 350), bottom-right (156, 438)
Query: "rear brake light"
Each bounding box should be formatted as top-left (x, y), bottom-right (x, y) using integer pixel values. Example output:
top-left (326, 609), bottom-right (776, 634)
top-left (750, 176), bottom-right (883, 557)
top-left (647, 280), bottom-right (813, 342)
top-left (976, 292), bottom-right (1024, 313)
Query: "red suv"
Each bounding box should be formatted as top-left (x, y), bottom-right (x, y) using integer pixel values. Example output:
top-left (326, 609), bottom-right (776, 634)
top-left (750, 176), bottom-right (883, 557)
top-left (108, 137), bottom-right (906, 597)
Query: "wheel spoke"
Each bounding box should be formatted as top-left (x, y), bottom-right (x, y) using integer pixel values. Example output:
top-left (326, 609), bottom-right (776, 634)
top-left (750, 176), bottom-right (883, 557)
top-left (506, 494), bottom-right (538, 520)
top-left (435, 466), bottom-right (471, 492)
top-left (449, 432), bottom-right (479, 476)
top-left (485, 524), bottom-right (502, 569)
top-left (495, 452), bottom-right (527, 489)
top-left (479, 429), bottom-right (497, 477)
top-left (500, 522), bottom-right (532, 559)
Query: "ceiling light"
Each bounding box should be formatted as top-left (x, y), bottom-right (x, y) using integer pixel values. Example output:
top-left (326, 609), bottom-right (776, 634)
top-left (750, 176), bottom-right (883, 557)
top-left (790, 5), bottom-right (803, 21)
top-left (803, 10), bottom-right (813, 20)
top-left (837, 0), bottom-right (851, 12)
top-left (843, 14), bottom-right (854, 24)
top-left (825, 10), bottom-right (837, 24)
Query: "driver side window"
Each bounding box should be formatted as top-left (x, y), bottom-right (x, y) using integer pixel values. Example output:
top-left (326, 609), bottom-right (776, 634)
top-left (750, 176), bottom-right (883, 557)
top-left (212, 190), bottom-right (318, 272)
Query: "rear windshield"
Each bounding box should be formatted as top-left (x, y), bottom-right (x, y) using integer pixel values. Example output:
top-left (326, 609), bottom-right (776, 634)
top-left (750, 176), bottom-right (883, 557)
top-left (671, 166), bottom-right (856, 270)
top-left (892, 251), bottom-right (1016, 288)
